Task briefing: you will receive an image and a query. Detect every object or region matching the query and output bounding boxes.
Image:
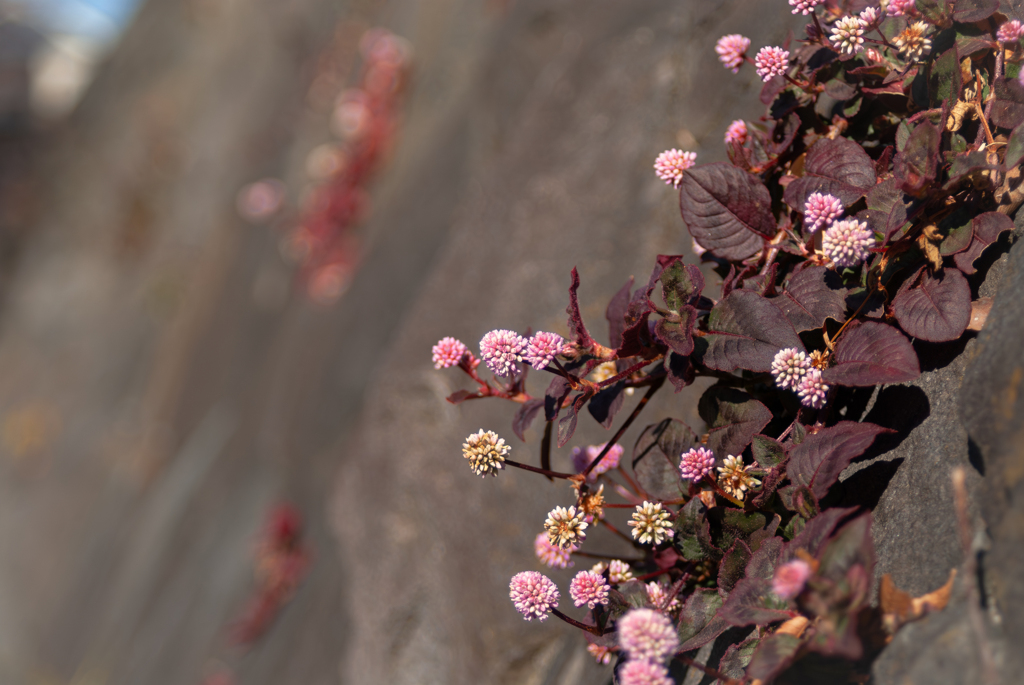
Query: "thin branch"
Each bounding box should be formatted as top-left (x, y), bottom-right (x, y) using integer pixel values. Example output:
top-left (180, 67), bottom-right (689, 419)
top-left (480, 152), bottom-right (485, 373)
top-left (582, 378), bottom-right (665, 479)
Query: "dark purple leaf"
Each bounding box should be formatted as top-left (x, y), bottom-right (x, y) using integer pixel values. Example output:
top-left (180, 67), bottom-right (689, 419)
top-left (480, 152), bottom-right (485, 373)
top-left (947, 150), bottom-right (998, 186)
top-left (544, 376), bottom-right (571, 421)
top-left (632, 419), bottom-right (697, 500)
top-left (512, 398), bottom-right (545, 441)
top-left (894, 121), bottom-right (939, 195)
top-left (718, 637), bottom-right (762, 680)
top-left (1006, 122), bottom-right (1024, 170)
top-left (658, 257), bottom-right (704, 310)
top-left (711, 509), bottom-right (769, 556)
top-left (606, 277), bottom-right (633, 349)
top-left (746, 536), bottom-right (784, 580)
top-left (929, 45), bottom-right (961, 107)
top-left (785, 507), bottom-right (857, 559)
top-left (892, 267), bottom-right (972, 341)
top-left (655, 307), bottom-right (697, 356)
top-left (677, 588), bottom-right (729, 651)
top-left (666, 353), bottom-right (695, 392)
top-left (678, 163), bottom-right (775, 261)
top-left (557, 391), bottom-right (592, 447)
top-left (864, 177), bottom-right (913, 242)
top-left (874, 145), bottom-right (894, 178)
top-left (698, 386), bottom-right (773, 458)
top-left (445, 389), bottom-right (480, 405)
top-left (992, 77), bottom-right (1024, 130)
top-left (618, 273), bottom-right (657, 357)
top-left (818, 513), bottom-right (875, 580)
top-left (588, 383), bottom-right (625, 428)
top-left (746, 634), bottom-right (806, 682)
top-left (823, 321), bottom-right (921, 386)
top-left (702, 291), bottom-right (804, 373)
top-left (772, 266), bottom-right (847, 332)
top-left (784, 137), bottom-right (876, 210)
top-left (718, 540), bottom-right (753, 596)
top-left (673, 496), bottom-right (711, 562)
top-left (566, 267), bottom-right (595, 349)
top-left (938, 208), bottom-right (974, 256)
top-left (788, 422), bottom-right (894, 500)
top-left (778, 484), bottom-right (819, 518)
top-left (955, 211), bottom-right (1015, 274)
top-left (719, 577), bottom-right (796, 627)
top-left (952, 0), bottom-right (998, 20)
top-left (752, 434), bottom-right (788, 468)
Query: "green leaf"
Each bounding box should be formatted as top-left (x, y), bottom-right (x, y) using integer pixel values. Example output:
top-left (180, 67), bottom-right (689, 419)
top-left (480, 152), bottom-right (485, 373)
top-left (659, 258), bottom-right (704, 311)
top-left (673, 496), bottom-right (711, 561)
top-left (938, 205), bottom-right (974, 256)
top-left (718, 539), bottom-right (753, 595)
top-left (896, 119), bottom-right (912, 152)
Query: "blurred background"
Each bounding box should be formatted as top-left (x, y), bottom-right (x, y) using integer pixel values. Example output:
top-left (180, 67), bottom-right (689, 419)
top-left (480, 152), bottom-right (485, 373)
top-left (0, 1), bottom-right (813, 683)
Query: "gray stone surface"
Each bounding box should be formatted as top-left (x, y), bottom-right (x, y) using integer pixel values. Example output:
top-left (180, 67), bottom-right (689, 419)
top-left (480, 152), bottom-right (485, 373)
top-left (866, 208), bottom-right (1024, 685)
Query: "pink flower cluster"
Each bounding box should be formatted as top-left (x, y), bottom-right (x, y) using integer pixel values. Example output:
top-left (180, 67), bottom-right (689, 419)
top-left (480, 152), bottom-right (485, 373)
top-left (572, 443), bottom-right (623, 479)
top-left (509, 571), bottom-right (559, 621)
top-left (803, 192), bottom-right (844, 233)
top-left (617, 608), bottom-right (679, 661)
top-left (755, 46), bottom-right (789, 82)
top-left (654, 149), bottom-right (696, 187)
top-left (431, 336), bottom-right (469, 369)
top-left (480, 329), bottom-right (527, 377)
top-left (997, 20), bottom-right (1024, 43)
top-left (797, 368), bottom-right (830, 409)
top-left (771, 348), bottom-right (811, 390)
top-left (772, 559), bottom-right (812, 599)
top-left (570, 570), bottom-right (611, 609)
top-left (724, 119), bottom-right (748, 146)
top-left (789, 0), bottom-right (823, 14)
top-left (524, 331), bottom-right (565, 370)
top-left (715, 34), bottom-right (750, 73)
top-left (823, 218), bottom-right (876, 268)
top-left (679, 446), bottom-right (715, 482)
top-left (534, 532), bottom-right (576, 569)
top-left (772, 347), bottom-right (828, 408)
top-left (886, 0), bottom-right (915, 16)
top-left (618, 659), bottom-right (673, 685)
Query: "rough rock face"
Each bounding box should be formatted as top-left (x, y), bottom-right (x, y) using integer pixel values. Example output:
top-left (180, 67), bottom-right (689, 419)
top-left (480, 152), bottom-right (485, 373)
top-left (866, 210), bottom-right (1024, 685)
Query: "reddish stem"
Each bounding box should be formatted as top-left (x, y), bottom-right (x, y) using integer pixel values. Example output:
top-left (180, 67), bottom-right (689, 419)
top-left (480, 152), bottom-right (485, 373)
top-left (582, 378), bottom-right (664, 479)
top-left (551, 608), bottom-right (607, 636)
top-left (505, 458), bottom-right (576, 479)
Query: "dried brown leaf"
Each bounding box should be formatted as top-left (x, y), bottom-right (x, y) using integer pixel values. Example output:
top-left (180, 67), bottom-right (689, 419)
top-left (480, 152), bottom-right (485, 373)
top-left (880, 569), bottom-right (957, 633)
top-left (967, 297), bottom-right (994, 331)
top-left (917, 225), bottom-right (944, 270)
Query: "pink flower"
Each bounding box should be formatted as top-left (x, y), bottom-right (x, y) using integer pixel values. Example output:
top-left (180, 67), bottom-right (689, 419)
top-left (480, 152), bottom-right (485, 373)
top-left (772, 348), bottom-right (812, 390)
top-left (654, 149), bottom-right (696, 187)
top-left (679, 447), bottom-right (715, 482)
top-left (646, 582), bottom-right (681, 612)
top-left (831, 16), bottom-right (866, 55)
top-left (724, 119), bottom-right (748, 145)
top-left (617, 608), bottom-right (678, 662)
top-left (524, 331), bottom-right (566, 370)
top-left (997, 20), bottom-right (1024, 43)
top-left (587, 643), bottom-right (615, 665)
top-left (823, 218), bottom-right (876, 268)
top-left (886, 0), bottom-right (916, 16)
top-left (480, 329), bottom-right (527, 377)
top-left (755, 46), bottom-right (790, 82)
top-left (859, 6), bottom-right (880, 25)
top-left (618, 659), bottom-right (674, 685)
top-left (534, 532), bottom-right (576, 569)
top-left (432, 336), bottom-right (469, 369)
top-left (509, 571), bottom-right (559, 621)
top-left (715, 34), bottom-right (751, 73)
top-left (789, 0), bottom-right (823, 14)
top-left (572, 443), bottom-right (623, 480)
top-left (772, 559), bottom-right (812, 599)
top-left (803, 192), bottom-right (844, 233)
top-left (797, 367), bottom-right (830, 409)
top-left (570, 570), bottom-right (611, 609)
